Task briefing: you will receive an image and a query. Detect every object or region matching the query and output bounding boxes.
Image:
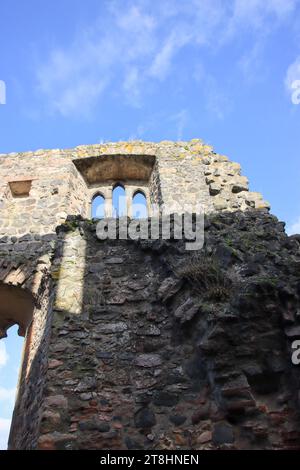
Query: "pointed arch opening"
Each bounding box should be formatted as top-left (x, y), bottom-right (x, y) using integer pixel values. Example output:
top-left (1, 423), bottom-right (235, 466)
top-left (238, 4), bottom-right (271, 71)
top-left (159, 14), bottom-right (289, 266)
top-left (112, 184), bottom-right (126, 218)
top-left (0, 282), bottom-right (35, 450)
top-left (91, 194), bottom-right (105, 219)
top-left (132, 190), bottom-right (148, 219)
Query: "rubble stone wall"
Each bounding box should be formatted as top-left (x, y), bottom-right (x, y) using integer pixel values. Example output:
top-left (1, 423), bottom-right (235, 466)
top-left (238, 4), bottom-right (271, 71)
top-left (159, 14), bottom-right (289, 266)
top-left (6, 212), bottom-right (300, 450)
top-left (2, 139), bottom-right (296, 451)
top-left (0, 140), bottom-right (270, 239)
top-left (0, 233), bottom-right (56, 448)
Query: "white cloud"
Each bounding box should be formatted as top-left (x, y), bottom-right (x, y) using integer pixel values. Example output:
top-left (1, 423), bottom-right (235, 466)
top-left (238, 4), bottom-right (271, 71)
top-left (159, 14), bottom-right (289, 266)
top-left (36, 3), bottom-right (157, 116)
top-left (0, 343), bottom-right (8, 368)
top-left (0, 418), bottom-right (11, 450)
top-left (35, 0), bottom-right (299, 117)
top-left (149, 30), bottom-right (191, 80)
top-left (286, 216), bottom-right (300, 235)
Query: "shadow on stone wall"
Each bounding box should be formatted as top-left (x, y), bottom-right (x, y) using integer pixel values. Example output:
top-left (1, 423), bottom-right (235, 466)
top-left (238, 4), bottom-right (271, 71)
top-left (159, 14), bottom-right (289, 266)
top-left (3, 209), bottom-right (300, 449)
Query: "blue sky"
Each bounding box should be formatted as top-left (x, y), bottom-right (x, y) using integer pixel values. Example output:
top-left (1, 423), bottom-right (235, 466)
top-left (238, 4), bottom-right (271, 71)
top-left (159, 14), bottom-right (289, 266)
top-left (1, 0), bottom-right (300, 449)
top-left (0, 326), bottom-right (23, 449)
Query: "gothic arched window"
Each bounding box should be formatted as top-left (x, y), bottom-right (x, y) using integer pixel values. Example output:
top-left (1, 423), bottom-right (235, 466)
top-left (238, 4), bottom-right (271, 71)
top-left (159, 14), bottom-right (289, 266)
top-left (132, 190), bottom-right (148, 219)
top-left (91, 194), bottom-right (105, 219)
top-left (112, 184), bottom-right (126, 217)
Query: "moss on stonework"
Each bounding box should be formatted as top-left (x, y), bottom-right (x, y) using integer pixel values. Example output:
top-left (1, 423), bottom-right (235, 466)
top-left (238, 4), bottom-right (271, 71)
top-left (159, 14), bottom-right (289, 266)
top-left (62, 221), bottom-right (79, 232)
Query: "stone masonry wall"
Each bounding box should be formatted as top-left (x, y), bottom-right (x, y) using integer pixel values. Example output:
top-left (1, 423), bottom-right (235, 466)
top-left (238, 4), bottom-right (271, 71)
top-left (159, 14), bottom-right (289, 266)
top-left (6, 212), bottom-right (299, 450)
top-left (8, 274), bottom-right (54, 450)
top-left (0, 140), bottom-right (270, 240)
top-left (0, 139), bottom-right (288, 451)
top-left (0, 232), bottom-right (56, 448)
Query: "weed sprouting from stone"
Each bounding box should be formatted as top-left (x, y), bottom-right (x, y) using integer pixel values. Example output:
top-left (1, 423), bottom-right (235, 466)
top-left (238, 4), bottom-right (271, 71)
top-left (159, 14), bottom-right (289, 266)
top-left (176, 253), bottom-right (233, 301)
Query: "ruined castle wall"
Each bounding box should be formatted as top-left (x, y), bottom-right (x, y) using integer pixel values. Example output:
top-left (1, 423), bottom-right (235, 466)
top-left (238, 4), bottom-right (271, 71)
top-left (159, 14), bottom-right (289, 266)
top-left (155, 143), bottom-right (213, 213)
top-left (149, 160), bottom-right (162, 208)
top-left (0, 139), bottom-right (280, 451)
top-left (0, 152), bottom-right (74, 237)
top-left (0, 232), bottom-right (57, 448)
top-left (66, 163), bottom-right (90, 218)
top-left (9, 213), bottom-right (298, 451)
top-left (0, 140), bottom-right (270, 240)
top-left (8, 275), bottom-right (54, 450)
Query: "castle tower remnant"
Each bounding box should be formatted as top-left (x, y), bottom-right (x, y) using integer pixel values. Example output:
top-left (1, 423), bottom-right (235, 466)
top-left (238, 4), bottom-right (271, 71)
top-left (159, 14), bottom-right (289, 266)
top-left (1, 140), bottom-right (299, 450)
